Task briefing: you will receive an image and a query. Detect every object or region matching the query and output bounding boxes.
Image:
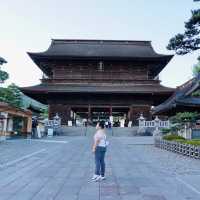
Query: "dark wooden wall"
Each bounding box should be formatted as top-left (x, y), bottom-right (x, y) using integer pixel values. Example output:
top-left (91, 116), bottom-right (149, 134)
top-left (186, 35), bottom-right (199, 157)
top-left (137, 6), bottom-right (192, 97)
top-left (51, 62), bottom-right (152, 82)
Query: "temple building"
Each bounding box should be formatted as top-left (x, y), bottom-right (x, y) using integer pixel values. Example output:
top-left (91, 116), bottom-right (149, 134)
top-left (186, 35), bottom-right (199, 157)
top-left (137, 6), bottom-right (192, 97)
top-left (21, 39), bottom-right (174, 125)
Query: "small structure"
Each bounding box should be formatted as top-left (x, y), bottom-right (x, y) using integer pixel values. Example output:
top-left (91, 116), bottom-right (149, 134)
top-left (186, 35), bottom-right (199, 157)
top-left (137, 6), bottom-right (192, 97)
top-left (0, 102), bottom-right (32, 139)
top-left (152, 74), bottom-right (200, 116)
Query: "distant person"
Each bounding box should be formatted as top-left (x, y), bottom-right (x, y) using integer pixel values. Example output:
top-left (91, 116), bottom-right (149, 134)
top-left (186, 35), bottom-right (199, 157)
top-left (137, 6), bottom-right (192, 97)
top-left (108, 121), bottom-right (111, 129)
top-left (82, 118), bottom-right (87, 127)
top-left (32, 117), bottom-right (38, 138)
top-left (92, 121), bottom-right (108, 181)
top-left (105, 121), bottom-right (108, 128)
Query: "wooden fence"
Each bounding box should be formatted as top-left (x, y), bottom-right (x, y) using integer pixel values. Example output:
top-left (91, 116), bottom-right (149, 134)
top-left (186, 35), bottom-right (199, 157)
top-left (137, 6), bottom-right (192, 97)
top-left (155, 138), bottom-right (200, 159)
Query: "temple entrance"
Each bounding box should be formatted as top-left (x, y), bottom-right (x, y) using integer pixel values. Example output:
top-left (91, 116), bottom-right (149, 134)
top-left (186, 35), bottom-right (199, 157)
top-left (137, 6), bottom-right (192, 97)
top-left (71, 106), bottom-right (130, 127)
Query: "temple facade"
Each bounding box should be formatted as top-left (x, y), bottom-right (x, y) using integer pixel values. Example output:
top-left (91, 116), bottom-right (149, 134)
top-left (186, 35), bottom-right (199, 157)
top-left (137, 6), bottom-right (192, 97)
top-left (22, 39), bottom-right (174, 125)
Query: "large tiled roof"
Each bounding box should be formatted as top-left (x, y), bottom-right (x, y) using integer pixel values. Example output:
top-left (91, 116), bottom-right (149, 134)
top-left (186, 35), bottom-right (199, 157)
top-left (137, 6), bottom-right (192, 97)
top-left (28, 39), bottom-right (173, 77)
top-left (28, 39), bottom-right (172, 59)
top-left (21, 83), bottom-right (174, 94)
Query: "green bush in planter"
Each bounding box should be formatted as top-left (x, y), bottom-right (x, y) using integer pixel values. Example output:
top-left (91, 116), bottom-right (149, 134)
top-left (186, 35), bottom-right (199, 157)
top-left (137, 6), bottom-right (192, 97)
top-left (184, 140), bottom-right (200, 146)
top-left (163, 134), bottom-right (186, 141)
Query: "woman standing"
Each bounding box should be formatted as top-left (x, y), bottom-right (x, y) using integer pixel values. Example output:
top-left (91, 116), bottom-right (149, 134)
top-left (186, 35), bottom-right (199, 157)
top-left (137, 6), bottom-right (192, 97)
top-left (92, 121), bottom-right (107, 181)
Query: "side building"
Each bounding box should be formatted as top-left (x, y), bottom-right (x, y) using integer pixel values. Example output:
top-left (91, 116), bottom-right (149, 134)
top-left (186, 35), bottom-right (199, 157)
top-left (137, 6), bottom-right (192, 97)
top-left (152, 74), bottom-right (200, 116)
top-left (21, 39), bottom-right (174, 125)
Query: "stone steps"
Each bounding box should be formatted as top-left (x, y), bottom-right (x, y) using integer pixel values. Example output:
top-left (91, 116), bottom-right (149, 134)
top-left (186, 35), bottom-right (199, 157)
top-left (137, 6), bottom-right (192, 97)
top-left (59, 126), bottom-right (154, 137)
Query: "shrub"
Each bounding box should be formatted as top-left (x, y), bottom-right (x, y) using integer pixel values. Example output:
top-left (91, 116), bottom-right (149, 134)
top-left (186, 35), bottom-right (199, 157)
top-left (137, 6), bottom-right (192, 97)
top-left (163, 134), bottom-right (186, 141)
top-left (184, 140), bottom-right (200, 146)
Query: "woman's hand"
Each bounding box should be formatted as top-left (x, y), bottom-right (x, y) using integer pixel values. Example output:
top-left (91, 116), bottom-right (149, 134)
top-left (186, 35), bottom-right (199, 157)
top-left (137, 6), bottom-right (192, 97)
top-left (92, 146), bottom-right (96, 153)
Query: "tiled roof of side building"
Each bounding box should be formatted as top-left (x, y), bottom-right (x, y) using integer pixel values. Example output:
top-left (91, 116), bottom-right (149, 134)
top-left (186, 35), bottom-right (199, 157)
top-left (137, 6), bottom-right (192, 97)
top-left (152, 75), bottom-right (200, 114)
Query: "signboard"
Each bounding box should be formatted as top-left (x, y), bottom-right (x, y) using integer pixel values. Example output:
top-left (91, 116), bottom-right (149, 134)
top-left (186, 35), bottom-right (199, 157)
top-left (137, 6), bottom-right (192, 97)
top-left (47, 128), bottom-right (53, 137)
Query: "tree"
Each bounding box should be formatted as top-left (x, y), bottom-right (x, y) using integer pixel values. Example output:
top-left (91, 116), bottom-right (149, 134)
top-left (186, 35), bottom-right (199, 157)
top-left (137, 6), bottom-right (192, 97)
top-left (170, 112), bottom-right (199, 124)
top-left (0, 84), bottom-right (22, 108)
top-left (0, 56), bottom-right (8, 83)
top-left (0, 70), bottom-right (9, 83)
top-left (167, 3), bottom-right (200, 56)
top-left (192, 60), bottom-right (200, 76)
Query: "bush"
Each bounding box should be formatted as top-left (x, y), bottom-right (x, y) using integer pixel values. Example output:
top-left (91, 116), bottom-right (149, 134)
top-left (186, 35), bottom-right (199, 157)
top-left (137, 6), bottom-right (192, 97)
top-left (184, 140), bottom-right (200, 146)
top-left (163, 134), bottom-right (186, 141)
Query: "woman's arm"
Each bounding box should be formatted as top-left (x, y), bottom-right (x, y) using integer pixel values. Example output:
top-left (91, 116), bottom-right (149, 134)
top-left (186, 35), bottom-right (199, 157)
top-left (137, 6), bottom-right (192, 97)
top-left (92, 138), bottom-right (100, 153)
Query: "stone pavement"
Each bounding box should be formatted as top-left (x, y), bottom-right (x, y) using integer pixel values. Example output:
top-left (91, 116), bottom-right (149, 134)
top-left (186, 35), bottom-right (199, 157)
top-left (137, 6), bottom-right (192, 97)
top-left (0, 129), bottom-right (200, 199)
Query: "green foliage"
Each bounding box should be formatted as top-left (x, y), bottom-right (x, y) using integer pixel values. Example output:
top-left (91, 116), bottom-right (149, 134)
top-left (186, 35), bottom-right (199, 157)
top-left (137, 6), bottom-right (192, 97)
top-left (192, 89), bottom-right (200, 96)
top-left (183, 140), bottom-right (200, 146)
top-left (167, 8), bottom-right (200, 56)
top-left (163, 134), bottom-right (186, 141)
top-left (192, 61), bottom-right (200, 77)
top-left (41, 107), bottom-right (48, 118)
top-left (161, 128), bottom-right (171, 134)
top-left (0, 84), bottom-right (22, 108)
top-left (163, 134), bottom-right (200, 146)
top-left (0, 70), bottom-right (9, 82)
top-left (170, 112), bottom-right (199, 124)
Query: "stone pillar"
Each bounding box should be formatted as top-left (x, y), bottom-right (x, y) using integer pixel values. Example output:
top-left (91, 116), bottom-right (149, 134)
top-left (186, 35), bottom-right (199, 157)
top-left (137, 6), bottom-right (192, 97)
top-left (153, 116), bottom-right (162, 137)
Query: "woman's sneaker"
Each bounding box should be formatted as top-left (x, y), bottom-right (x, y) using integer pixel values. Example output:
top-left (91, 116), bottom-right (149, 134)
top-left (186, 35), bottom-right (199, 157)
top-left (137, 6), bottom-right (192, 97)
top-left (100, 176), bottom-right (106, 180)
top-left (94, 175), bottom-right (101, 181)
top-left (91, 175), bottom-right (99, 181)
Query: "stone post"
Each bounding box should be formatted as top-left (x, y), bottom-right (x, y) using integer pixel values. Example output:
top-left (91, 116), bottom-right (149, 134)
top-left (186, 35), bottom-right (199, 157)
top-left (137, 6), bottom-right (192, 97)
top-left (138, 113), bottom-right (145, 128)
top-left (153, 116), bottom-right (161, 137)
top-left (137, 113), bottom-right (146, 135)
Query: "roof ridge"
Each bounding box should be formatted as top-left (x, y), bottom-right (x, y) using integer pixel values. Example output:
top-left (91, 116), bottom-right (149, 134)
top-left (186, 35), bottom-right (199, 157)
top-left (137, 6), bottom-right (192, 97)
top-left (52, 39), bottom-right (152, 45)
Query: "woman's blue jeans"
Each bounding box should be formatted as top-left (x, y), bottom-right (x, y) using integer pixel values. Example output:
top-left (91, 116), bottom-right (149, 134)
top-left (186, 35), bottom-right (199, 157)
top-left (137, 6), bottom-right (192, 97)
top-left (95, 146), bottom-right (106, 177)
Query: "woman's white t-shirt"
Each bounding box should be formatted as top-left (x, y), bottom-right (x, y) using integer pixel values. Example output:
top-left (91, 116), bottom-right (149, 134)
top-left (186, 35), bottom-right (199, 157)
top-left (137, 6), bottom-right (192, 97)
top-left (94, 130), bottom-right (106, 147)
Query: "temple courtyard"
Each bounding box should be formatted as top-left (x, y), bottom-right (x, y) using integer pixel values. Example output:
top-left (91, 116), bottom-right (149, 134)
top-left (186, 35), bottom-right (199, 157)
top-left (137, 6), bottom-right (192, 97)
top-left (0, 128), bottom-right (200, 200)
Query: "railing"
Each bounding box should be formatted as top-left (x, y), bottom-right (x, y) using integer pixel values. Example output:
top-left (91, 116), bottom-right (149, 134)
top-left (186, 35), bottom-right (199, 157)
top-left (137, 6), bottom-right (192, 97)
top-left (159, 121), bottom-right (170, 128)
top-left (144, 121), bottom-right (155, 127)
top-left (139, 115), bottom-right (170, 129)
top-left (155, 138), bottom-right (200, 159)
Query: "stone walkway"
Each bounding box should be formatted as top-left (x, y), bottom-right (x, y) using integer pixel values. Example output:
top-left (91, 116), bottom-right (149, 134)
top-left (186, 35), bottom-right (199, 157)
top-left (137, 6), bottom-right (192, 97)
top-left (0, 130), bottom-right (200, 199)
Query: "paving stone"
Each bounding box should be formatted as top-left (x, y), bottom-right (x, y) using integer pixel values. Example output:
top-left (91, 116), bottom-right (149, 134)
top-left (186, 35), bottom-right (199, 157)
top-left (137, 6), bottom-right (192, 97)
top-left (0, 129), bottom-right (200, 200)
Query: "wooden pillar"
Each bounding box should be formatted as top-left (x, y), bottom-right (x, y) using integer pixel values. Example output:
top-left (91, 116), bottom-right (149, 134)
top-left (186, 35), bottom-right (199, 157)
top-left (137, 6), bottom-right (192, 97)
top-left (27, 116), bottom-right (32, 134)
top-left (109, 106), bottom-right (112, 116)
top-left (128, 106), bottom-right (133, 121)
top-left (88, 105), bottom-right (91, 121)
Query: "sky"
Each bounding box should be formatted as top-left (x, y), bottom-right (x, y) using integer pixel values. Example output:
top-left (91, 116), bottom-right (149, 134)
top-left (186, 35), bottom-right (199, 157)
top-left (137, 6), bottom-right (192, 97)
top-left (0, 0), bottom-right (199, 88)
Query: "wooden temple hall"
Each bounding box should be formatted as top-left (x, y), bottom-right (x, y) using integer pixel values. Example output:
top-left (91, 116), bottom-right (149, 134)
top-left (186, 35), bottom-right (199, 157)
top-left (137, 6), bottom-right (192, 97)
top-left (22, 39), bottom-right (174, 125)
